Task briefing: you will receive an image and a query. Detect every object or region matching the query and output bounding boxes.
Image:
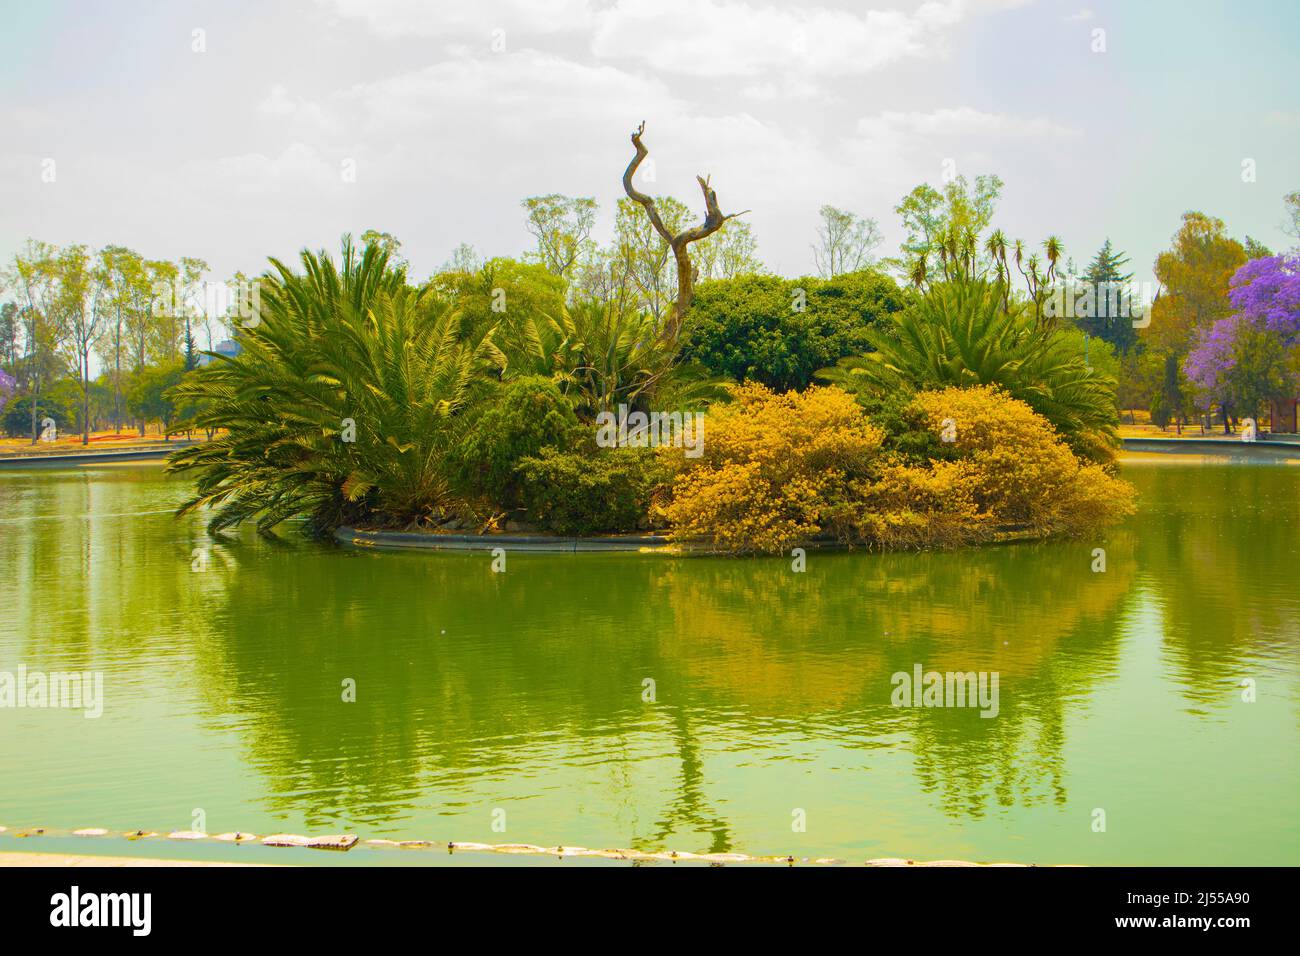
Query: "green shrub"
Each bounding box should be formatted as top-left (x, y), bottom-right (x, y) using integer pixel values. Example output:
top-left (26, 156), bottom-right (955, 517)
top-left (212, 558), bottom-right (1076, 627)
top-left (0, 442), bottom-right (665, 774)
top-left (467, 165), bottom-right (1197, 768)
top-left (853, 386), bottom-right (949, 465)
top-left (450, 375), bottom-right (583, 508)
top-left (517, 446), bottom-right (668, 535)
top-left (3, 393), bottom-right (74, 438)
top-left (679, 270), bottom-right (904, 391)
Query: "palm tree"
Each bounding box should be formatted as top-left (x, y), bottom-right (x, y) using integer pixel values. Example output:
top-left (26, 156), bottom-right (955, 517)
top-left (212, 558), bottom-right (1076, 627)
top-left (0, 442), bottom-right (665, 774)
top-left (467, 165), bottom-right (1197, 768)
top-left (1043, 235), bottom-right (1064, 285)
top-left (908, 253), bottom-right (930, 291)
top-left (168, 238), bottom-right (503, 533)
top-left (959, 226), bottom-right (978, 277)
top-left (818, 279), bottom-right (1121, 462)
top-left (984, 230), bottom-right (1010, 311)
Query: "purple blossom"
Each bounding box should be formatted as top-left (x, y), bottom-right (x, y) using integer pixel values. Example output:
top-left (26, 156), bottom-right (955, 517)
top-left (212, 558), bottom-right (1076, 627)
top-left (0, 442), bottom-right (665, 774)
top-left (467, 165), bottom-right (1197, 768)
top-left (1228, 254), bottom-right (1300, 339)
top-left (1185, 315), bottom-right (1242, 404)
top-left (1184, 255), bottom-right (1300, 407)
top-left (0, 369), bottom-right (16, 414)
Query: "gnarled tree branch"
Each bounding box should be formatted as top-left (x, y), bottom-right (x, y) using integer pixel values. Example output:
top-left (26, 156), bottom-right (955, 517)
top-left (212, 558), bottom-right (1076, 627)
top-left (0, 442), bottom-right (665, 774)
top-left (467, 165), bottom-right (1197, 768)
top-left (622, 121), bottom-right (746, 343)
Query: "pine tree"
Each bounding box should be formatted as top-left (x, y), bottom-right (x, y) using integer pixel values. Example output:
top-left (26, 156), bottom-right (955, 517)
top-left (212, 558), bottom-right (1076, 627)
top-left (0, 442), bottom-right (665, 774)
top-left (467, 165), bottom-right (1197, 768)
top-left (1078, 239), bottom-right (1137, 354)
top-left (1158, 352), bottom-right (1188, 434)
top-left (183, 324), bottom-right (198, 372)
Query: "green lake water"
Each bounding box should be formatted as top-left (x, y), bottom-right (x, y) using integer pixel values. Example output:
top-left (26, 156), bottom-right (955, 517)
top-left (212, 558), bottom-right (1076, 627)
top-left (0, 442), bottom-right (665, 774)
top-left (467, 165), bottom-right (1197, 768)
top-left (1, 459), bottom-right (1297, 864)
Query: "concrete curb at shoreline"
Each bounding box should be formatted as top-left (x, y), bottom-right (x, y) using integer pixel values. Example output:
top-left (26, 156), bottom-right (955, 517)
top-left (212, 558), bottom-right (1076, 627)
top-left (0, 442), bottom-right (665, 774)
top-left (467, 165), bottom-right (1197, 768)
top-left (0, 444), bottom-right (193, 468)
top-left (1122, 436), bottom-right (1300, 456)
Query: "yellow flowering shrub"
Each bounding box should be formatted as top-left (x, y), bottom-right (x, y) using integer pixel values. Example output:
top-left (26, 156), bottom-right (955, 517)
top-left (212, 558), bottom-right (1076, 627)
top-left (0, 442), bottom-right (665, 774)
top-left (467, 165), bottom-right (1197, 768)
top-left (851, 460), bottom-right (992, 550)
top-left (907, 385), bottom-right (1136, 535)
top-left (660, 382), bottom-right (1135, 554)
top-left (658, 383), bottom-right (884, 553)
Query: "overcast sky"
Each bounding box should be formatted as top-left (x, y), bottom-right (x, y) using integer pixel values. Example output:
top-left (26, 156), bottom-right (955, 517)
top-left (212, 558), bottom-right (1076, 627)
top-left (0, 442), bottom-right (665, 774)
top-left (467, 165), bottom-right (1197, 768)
top-left (2, 0), bottom-right (1298, 291)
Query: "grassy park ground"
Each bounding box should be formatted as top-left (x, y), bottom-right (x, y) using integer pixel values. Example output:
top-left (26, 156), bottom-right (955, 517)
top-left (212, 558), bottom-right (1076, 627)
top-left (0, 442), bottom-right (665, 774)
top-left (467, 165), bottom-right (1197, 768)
top-left (0, 428), bottom-right (191, 457)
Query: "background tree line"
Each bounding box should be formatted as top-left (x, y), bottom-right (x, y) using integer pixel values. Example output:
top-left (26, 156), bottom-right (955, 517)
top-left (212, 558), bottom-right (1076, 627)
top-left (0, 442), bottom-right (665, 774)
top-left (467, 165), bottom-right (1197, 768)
top-left (4, 184), bottom-right (1295, 443)
top-left (0, 242), bottom-right (223, 442)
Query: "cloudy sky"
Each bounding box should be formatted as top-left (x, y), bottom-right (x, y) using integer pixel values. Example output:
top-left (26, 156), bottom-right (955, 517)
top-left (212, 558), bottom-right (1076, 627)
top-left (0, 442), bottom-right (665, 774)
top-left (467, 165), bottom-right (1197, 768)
top-left (2, 0), bottom-right (1298, 288)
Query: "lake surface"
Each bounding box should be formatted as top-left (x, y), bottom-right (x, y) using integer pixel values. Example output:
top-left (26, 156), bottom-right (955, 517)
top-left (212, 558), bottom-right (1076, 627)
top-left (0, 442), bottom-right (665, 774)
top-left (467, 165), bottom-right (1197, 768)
top-left (1, 458), bottom-right (1297, 864)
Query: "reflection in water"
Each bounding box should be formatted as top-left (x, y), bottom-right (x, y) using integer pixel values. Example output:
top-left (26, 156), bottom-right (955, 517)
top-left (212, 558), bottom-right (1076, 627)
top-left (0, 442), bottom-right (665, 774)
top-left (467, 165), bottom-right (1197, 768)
top-left (0, 461), bottom-right (1297, 863)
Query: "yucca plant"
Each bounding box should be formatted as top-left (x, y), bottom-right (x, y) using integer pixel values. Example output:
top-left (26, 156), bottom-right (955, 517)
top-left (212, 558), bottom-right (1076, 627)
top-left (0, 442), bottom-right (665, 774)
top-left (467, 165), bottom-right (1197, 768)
top-left (168, 238), bottom-right (502, 533)
top-left (819, 279), bottom-right (1121, 462)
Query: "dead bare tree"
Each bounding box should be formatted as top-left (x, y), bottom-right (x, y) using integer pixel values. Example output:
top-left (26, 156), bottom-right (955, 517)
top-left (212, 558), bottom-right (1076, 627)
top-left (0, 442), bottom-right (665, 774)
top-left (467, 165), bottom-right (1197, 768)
top-left (622, 121), bottom-right (746, 343)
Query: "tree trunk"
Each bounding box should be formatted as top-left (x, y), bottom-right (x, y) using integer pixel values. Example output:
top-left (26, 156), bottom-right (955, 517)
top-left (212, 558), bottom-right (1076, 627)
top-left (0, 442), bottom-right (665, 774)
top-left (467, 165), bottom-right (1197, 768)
top-left (1270, 397), bottom-right (1297, 434)
top-left (114, 311), bottom-right (123, 433)
top-left (29, 377), bottom-right (39, 444)
top-left (621, 121), bottom-right (745, 346)
top-left (82, 352), bottom-right (90, 445)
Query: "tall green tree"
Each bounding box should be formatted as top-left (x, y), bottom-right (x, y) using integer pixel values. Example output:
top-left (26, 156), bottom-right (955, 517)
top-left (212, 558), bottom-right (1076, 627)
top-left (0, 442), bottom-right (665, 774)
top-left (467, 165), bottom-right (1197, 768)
top-left (1147, 212), bottom-right (1246, 356)
top-left (433, 257), bottom-right (566, 376)
top-left (127, 360), bottom-right (185, 438)
top-left (95, 245), bottom-right (141, 431)
top-left (1150, 352), bottom-right (1193, 433)
top-left (521, 194), bottom-right (597, 280)
top-left (812, 205), bottom-right (882, 277)
top-left (7, 240), bottom-right (64, 442)
top-left (0, 301), bottom-right (19, 369)
top-left (894, 174), bottom-right (1003, 274)
top-left (1076, 239), bottom-right (1137, 354)
top-left (611, 194), bottom-right (691, 322)
top-left (179, 257), bottom-right (209, 370)
top-left (54, 244), bottom-right (104, 444)
top-left (692, 217), bottom-right (762, 281)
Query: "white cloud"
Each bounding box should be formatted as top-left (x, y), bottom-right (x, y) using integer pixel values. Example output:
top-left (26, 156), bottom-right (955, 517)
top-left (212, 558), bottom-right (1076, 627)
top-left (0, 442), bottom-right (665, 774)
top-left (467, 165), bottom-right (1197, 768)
top-left (11, 0), bottom-right (1248, 292)
top-left (856, 107), bottom-right (1080, 142)
top-left (589, 0), bottom-right (1029, 77)
top-left (738, 79), bottom-right (827, 102)
top-left (319, 0), bottom-right (595, 39)
top-left (339, 50), bottom-right (678, 137)
top-left (258, 84), bottom-right (296, 117)
top-left (321, 0), bottom-right (1035, 78)
top-left (256, 85), bottom-right (344, 136)
top-left (187, 143), bottom-right (345, 196)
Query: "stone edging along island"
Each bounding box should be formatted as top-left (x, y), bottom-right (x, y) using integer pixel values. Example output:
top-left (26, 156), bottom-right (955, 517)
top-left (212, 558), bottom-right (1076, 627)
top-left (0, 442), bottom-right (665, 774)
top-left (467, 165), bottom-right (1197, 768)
top-left (335, 526), bottom-right (1045, 555)
top-left (336, 527), bottom-right (770, 554)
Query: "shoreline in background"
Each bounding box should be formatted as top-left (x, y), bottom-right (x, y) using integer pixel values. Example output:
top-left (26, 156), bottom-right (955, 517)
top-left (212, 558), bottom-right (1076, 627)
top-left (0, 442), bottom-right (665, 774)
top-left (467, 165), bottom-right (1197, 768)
top-left (0, 445), bottom-right (192, 468)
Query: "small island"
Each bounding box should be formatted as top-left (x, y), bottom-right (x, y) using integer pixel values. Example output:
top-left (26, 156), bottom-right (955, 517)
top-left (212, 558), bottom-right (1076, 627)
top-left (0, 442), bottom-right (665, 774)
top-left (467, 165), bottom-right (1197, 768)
top-left (165, 126), bottom-right (1139, 553)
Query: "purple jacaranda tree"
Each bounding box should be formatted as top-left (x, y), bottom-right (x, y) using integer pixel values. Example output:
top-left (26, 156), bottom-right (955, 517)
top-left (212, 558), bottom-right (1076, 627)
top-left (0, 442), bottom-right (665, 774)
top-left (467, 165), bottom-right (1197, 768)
top-left (1228, 254), bottom-right (1300, 336)
top-left (1185, 255), bottom-right (1300, 427)
top-left (0, 369), bottom-right (16, 416)
top-left (1184, 315), bottom-right (1242, 404)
